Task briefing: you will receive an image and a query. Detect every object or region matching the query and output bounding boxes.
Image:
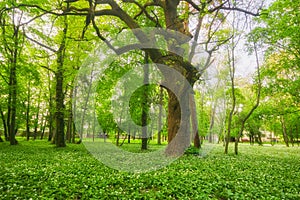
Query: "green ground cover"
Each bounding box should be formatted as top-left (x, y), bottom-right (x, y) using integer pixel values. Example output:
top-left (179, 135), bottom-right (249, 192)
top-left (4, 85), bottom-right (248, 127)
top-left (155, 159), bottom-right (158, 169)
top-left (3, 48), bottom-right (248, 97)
top-left (0, 139), bottom-right (299, 199)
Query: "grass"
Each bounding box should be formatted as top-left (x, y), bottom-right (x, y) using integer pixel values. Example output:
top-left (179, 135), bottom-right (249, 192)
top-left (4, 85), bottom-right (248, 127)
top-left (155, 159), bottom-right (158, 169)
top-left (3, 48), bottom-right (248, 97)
top-left (0, 138), bottom-right (300, 199)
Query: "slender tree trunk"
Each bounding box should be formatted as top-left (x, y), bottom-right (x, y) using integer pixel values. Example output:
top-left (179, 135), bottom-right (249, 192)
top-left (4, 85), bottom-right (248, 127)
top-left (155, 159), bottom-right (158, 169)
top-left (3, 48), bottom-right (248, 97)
top-left (40, 112), bottom-right (47, 140)
top-left (92, 108), bottom-right (96, 142)
top-left (257, 132), bottom-right (263, 145)
top-left (225, 105), bottom-right (235, 154)
top-left (66, 111), bottom-right (73, 143)
top-left (157, 86), bottom-right (163, 145)
top-left (51, 127), bottom-right (56, 144)
top-left (128, 133), bottom-right (131, 143)
top-left (116, 129), bottom-right (120, 146)
top-left (26, 80), bottom-right (31, 141)
top-left (224, 47), bottom-right (236, 154)
top-left (33, 89), bottom-right (41, 140)
top-left (66, 88), bottom-right (73, 143)
top-left (48, 114), bottom-right (54, 142)
top-left (190, 93), bottom-right (200, 148)
top-left (72, 122), bottom-right (76, 143)
top-left (7, 96), bottom-right (11, 142)
top-left (208, 102), bottom-right (217, 143)
top-left (79, 69), bottom-right (94, 143)
top-left (234, 37), bottom-right (261, 155)
top-left (289, 127), bottom-right (294, 147)
top-left (72, 86), bottom-right (77, 143)
top-left (296, 124), bottom-right (299, 146)
top-left (141, 52), bottom-right (149, 150)
top-left (133, 129), bottom-right (136, 140)
top-left (47, 70), bottom-right (54, 142)
top-left (127, 124), bottom-right (131, 143)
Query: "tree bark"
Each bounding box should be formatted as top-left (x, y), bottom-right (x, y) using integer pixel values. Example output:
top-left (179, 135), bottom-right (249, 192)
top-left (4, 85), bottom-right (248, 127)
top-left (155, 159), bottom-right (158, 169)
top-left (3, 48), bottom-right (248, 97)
top-left (47, 70), bottom-right (54, 142)
top-left (0, 107), bottom-right (8, 141)
top-left (189, 93), bottom-right (200, 148)
top-left (141, 53), bottom-right (149, 150)
top-left (8, 26), bottom-right (19, 146)
top-left (26, 80), bottom-right (31, 141)
top-left (224, 47), bottom-right (236, 154)
top-left (55, 15), bottom-right (68, 148)
top-left (66, 87), bottom-right (73, 143)
top-left (33, 89), bottom-right (41, 140)
top-left (40, 112), bottom-right (47, 140)
top-left (166, 90), bottom-right (181, 144)
top-left (208, 102), bottom-right (217, 143)
top-left (79, 67), bottom-right (94, 143)
top-left (280, 117), bottom-right (289, 147)
top-left (157, 86), bottom-right (163, 145)
top-left (165, 85), bottom-right (191, 156)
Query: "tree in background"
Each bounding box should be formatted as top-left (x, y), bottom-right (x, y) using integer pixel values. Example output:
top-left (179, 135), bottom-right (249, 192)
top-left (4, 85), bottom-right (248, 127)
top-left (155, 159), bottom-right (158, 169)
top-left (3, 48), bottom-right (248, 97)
top-left (0, 0), bottom-right (263, 152)
top-left (250, 0), bottom-right (300, 147)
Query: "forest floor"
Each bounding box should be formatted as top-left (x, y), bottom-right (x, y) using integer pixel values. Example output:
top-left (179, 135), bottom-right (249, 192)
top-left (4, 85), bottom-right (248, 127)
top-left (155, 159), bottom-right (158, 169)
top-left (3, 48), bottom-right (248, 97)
top-left (0, 138), bottom-right (299, 199)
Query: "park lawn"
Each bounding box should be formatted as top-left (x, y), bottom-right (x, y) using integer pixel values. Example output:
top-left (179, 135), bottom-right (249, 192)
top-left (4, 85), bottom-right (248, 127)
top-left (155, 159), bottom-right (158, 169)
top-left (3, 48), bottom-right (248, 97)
top-left (0, 139), bottom-right (299, 200)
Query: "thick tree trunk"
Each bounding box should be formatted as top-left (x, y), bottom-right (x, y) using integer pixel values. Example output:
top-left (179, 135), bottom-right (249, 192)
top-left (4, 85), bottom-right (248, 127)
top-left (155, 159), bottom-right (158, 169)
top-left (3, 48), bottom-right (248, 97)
top-left (55, 64), bottom-right (65, 147)
top-left (166, 90), bottom-right (181, 144)
top-left (8, 27), bottom-right (19, 146)
top-left (163, 0), bottom-right (196, 155)
top-left (165, 87), bottom-right (191, 156)
top-left (54, 16), bottom-right (68, 148)
top-left (165, 0), bottom-right (180, 31)
top-left (9, 64), bottom-right (17, 145)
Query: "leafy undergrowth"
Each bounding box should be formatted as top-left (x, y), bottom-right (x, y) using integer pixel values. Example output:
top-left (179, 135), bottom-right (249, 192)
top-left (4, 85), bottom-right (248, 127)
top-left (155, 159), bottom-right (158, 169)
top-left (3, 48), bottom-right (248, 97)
top-left (0, 139), bottom-right (300, 200)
